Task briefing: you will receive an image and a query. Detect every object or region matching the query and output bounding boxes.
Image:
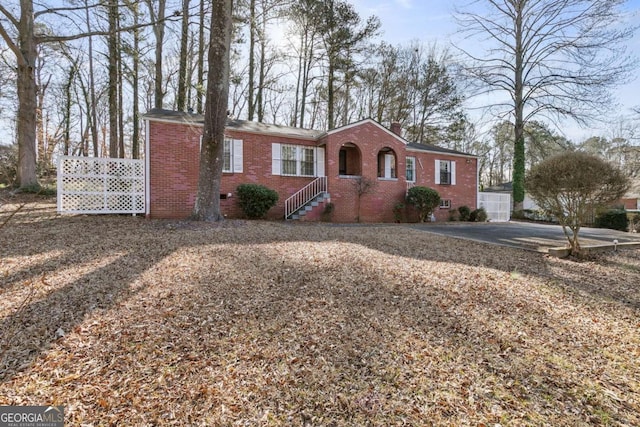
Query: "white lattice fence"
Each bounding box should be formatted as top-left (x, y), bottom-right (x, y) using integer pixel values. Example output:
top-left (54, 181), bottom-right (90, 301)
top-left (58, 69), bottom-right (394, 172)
top-left (57, 156), bottom-right (145, 214)
top-left (478, 192), bottom-right (511, 222)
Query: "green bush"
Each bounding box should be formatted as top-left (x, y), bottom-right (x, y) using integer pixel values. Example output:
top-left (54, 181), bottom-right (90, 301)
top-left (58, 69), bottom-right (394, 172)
top-left (236, 183), bottom-right (279, 219)
top-left (406, 186), bottom-right (440, 222)
top-left (448, 208), bottom-right (460, 221)
top-left (594, 209), bottom-right (628, 232)
top-left (470, 207), bottom-right (488, 222)
top-left (458, 205), bottom-right (471, 221)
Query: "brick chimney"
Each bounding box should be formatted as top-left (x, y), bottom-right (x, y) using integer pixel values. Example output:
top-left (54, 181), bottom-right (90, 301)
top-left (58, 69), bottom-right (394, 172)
top-left (390, 122), bottom-right (401, 137)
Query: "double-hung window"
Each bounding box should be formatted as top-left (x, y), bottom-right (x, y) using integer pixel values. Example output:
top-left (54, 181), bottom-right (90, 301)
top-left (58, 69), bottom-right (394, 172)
top-left (219, 138), bottom-right (243, 173)
top-left (272, 143), bottom-right (325, 177)
top-left (281, 145), bottom-right (298, 175)
top-left (406, 156), bottom-right (416, 182)
top-left (300, 147), bottom-right (315, 176)
top-left (435, 159), bottom-right (456, 185)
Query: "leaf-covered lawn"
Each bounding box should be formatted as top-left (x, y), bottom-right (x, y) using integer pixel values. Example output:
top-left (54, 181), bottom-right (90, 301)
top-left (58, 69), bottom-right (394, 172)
top-left (1, 195), bottom-right (639, 426)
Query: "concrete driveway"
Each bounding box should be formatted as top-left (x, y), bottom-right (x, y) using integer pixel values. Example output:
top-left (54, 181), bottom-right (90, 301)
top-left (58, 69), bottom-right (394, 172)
top-left (405, 221), bottom-right (640, 252)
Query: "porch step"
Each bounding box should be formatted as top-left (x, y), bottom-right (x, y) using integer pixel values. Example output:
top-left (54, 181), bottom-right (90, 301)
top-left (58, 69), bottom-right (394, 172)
top-left (290, 192), bottom-right (331, 221)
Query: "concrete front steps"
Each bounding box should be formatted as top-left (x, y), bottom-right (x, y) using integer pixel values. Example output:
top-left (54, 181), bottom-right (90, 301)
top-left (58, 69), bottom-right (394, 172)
top-left (289, 192), bottom-right (331, 221)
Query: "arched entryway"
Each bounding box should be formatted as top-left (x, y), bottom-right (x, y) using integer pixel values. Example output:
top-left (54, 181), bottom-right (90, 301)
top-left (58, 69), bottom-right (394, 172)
top-left (338, 143), bottom-right (362, 176)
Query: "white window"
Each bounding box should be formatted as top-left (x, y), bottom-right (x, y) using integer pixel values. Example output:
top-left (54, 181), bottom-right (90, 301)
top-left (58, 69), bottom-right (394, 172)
top-left (272, 143), bottom-right (325, 177)
top-left (377, 150), bottom-right (397, 179)
top-left (406, 157), bottom-right (416, 182)
top-left (439, 199), bottom-right (451, 209)
top-left (222, 139), bottom-right (244, 173)
top-left (435, 159), bottom-right (456, 185)
top-left (205, 137), bottom-right (243, 173)
top-left (281, 145), bottom-right (298, 175)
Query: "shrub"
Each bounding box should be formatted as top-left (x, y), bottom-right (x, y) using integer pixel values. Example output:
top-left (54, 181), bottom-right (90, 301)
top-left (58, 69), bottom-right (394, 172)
top-left (406, 186), bottom-right (440, 222)
top-left (527, 151), bottom-right (629, 256)
top-left (470, 207), bottom-right (488, 222)
top-left (393, 203), bottom-right (405, 223)
top-left (321, 202), bottom-right (334, 222)
top-left (594, 209), bottom-right (629, 232)
top-left (236, 183), bottom-right (279, 219)
top-left (458, 205), bottom-right (471, 221)
top-left (448, 208), bottom-right (460, 221)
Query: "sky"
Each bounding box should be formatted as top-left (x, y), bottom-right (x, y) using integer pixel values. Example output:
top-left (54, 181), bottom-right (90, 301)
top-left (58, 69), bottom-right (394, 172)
top-left (351, 0), bottom-right (640, 143)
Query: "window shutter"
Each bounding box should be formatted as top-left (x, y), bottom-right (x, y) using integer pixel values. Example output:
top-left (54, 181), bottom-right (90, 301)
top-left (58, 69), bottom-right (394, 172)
top-left (316, 147), bottom-right (325, 177)
top-left (451, 161), bottom-right (456, 185)
top-left (434, 159), bottom-right (441, 184)
top-left (272, 143), bottom-right (281, 175)
top-left (233, 139), bottom-right (243, 173)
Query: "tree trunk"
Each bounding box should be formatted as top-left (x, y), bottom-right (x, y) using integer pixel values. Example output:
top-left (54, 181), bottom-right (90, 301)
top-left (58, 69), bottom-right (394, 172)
top-left (256, 19), bottom-right (266, 122)
top-left (117, 18), bottom-right (125, 158)
top-left (512, 2), bottom-right (525, 211)
top-left (247, 0), bottom-right (256, 121)
top-left (147, 0), bottom-right (167, 109)
top-left (131, 2), bottom-right (140, 159)
top-left (16, 0), bottom-right (38, 188)
top-left (196, 0), bottom-right (205, 113)
top-left (192, 0), bottom-right (233, 221)
top-left (63, 64), bottom-right (75, 156)
top-left (177, 0), bottom-right (190, 111)
top-left (107, 0), bottom-right (119, 158)
top-left (85, 0), bottom-right (99, 157)
top-left (327, 58), bottom-right (335, 130)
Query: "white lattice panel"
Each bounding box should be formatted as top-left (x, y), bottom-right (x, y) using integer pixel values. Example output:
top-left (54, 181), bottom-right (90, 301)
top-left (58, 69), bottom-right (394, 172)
top-left (57, 156), bottom-right (145, 214)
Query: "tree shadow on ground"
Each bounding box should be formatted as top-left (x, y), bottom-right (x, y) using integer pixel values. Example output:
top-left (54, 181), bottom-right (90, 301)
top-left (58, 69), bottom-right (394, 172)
top-left (0, 210), bottom-right (638, 425)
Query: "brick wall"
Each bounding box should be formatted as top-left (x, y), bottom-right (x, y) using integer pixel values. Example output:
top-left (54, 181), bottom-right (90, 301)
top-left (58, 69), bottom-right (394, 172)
top-left (148, 120), bottom-right (200, 219)
top-left (147, 118), bottom-right (478, 222)
top-left (412, 154), bottom-right (478, 222)
top-left (148, 119), bottom-right (320, 220)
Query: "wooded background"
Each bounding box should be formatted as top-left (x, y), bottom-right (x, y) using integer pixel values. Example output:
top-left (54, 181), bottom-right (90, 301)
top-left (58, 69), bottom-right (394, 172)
top-left (0, 0), bottom-right (638, 190)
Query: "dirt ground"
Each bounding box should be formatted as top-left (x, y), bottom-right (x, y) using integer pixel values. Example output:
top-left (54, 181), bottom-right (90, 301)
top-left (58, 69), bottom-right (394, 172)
top-left (1, 193), bottom-right (639, 426)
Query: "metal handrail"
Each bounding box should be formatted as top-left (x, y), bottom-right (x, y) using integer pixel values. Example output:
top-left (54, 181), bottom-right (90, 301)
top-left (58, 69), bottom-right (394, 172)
top-left (285, 176), bottom-right (327, 219)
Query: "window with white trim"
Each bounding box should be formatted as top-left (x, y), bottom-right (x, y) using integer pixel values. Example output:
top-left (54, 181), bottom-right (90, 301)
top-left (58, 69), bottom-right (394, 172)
top-left (435, 159), bottom-right (456, 185)
top-left (219, 138), bottom-right (243, 173)
top-left (439, 199), bottom-right (451, 209)
top-left (406, 156), bottom-right (416, 182)
top-left (272, 143), bottom-right (324, 177)
top-left (377, 149), bottom-right (397, 179)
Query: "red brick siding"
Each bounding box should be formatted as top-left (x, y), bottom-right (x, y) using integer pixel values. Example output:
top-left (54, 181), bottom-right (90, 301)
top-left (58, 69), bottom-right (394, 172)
top-left (411, 154), bottom-right (478, 222)
top-left (148, 121), bottom-right (200, 219)
top-left (148, 120), bottom-right (320, 220)
top-left (621, 198), bottom-right (639, 210)
top-left (148, 118), bottom-right (478, 222)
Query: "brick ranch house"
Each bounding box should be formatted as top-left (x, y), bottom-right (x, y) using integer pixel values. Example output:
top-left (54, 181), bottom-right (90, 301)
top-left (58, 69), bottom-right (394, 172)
top-left (143, 109), bottom-right (478, 222)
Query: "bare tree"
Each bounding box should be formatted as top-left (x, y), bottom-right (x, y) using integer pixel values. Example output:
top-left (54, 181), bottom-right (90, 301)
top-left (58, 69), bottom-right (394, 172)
top-left (317, 0), bottom-right (380, 130)
top-left (287, 0), bottom-right (323, 128)
top-left (145, 0), bottom-right (167, 109)
top-left (0, 0), bottom-right (177, 188)
top-left (456, 0), bottom-right (636, 211)
top-left (192, 0), bottom-right (233, 221)
top-left (176, 0), bottom-right (190, 111)
top-left (350, 176), bottom-right (377, 223)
